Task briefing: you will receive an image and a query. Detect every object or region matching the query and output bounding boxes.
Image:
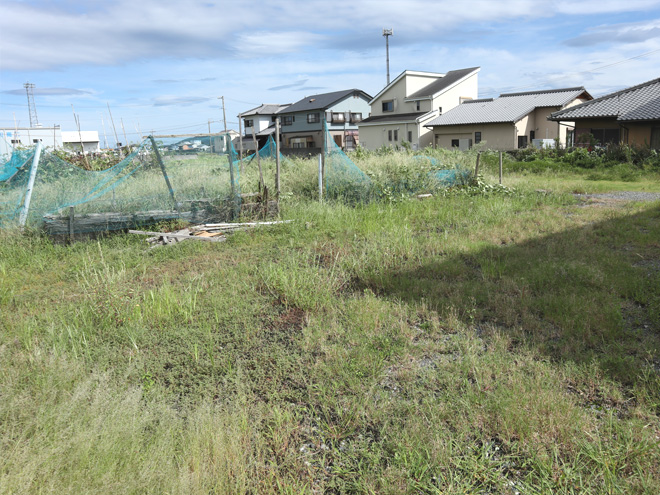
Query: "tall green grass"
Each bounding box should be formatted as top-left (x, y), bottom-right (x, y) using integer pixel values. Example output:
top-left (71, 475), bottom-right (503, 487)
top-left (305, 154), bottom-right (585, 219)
top-left (1, 154), bottom-right (660, 493)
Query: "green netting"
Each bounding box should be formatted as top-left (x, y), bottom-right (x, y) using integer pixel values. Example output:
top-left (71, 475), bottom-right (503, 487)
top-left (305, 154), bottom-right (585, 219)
top-left (323, 122), bottom-right (372, 201)
top-left (322, 122), bottom-right (471, 202)
top-left (239, 135), bottom-right (290, 165)
top-left (0, 147), bottom-right (36, 225)
top-left (0, 135), bottom-right (240, 234)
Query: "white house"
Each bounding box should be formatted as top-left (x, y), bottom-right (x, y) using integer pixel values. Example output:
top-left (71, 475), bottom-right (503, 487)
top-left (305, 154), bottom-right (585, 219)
top-left (358, 67), bottom-right (480, 150)
top-left (238, 104), bottom-right (290, 152)
top-left (61, 131), bottom-right (101, 154)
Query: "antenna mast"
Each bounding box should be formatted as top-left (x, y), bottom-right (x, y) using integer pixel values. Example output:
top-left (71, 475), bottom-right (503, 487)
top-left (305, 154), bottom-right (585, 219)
top-left (382, 29), bottom-right (393, 85)
top-left (24, 82), bottom-right (39, 127)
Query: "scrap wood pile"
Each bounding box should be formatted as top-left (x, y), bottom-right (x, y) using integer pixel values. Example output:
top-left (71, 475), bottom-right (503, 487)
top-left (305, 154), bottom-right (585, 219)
top-left (129, 220), bottom-right (291, 247)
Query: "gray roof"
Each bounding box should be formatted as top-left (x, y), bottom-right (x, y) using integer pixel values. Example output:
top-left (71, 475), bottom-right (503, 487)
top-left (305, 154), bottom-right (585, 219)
top-left (426, 87), bottom-right (590, 127)
top-left (407, 67), bottom-right (480, 99)
top-left (240, 103), bottom-right (289, 117)
top-left (549, 77), bottom-right (660, 122)
top-left (279, 89), bottom-right (371, 114)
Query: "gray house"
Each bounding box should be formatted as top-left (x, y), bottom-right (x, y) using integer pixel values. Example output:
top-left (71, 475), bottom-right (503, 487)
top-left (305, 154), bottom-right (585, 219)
top-left (277, 89), bottom-right (372, 154)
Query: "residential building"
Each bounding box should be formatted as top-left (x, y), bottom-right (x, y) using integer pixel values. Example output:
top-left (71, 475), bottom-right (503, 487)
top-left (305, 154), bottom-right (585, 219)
top-left (358, 68), bottom-right (480, 150)
top-left (0, 126), bottom-right (63, 152)
top-left (548, 77), bottom-right (660, 148)
top-left (62, 131), bottom-right (101, 154)
top-left (238, 104), bottom-right (290, 152)
top-left (426, 87), bottom-right (592, 151)
top-left (277, 89), bottom-right (372, 154)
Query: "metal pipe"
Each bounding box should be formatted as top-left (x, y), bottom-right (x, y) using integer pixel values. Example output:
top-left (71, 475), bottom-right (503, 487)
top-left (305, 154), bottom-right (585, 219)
top-left (18, 140), bottom-right (43, 226)
top-left (318, 153), bottom-right (323, 202)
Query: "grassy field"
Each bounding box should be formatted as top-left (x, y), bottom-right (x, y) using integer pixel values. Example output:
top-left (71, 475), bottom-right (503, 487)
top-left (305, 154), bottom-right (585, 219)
top-left (1, 153), bottom-right (659, 494)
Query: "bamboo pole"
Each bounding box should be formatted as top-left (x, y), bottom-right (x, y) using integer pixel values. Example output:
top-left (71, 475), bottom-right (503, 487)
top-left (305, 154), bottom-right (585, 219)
top-left (148, 136), bottom-right (177, 210)
top-left (474, 152), bottom-right (480, 178)
top-left (227, 143), bottom-right (238, 220)
top-left (71, 105), bottom-right (90, 169)
top-left (499, 151), bottom-right (503, 184)
top-left (251, 126), bottom-right (264, 191)
top-left (107, 103), bottom-right (122, 157)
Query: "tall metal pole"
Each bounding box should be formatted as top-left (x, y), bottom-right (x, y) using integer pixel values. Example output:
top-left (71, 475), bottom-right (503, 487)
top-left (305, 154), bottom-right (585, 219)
top-left (383, 28), bottom-right (393, 85)
top-left (275, 117), bottom-right (281, 199)
top-left (18, 140), bottom-right (43, 226)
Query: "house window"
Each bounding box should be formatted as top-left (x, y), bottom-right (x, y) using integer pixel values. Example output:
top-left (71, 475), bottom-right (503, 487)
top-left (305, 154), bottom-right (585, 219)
top-left (382, 100), bottom-right (394, 112)
top-left (244, 119), bottom-right (253, 128)
top-left (290, 136), bottom-right (314, 148)
top-left (451, 139), bottom-right (459, 148)
top-left (475, 132), bottom-right (481, 144)
top-left (282, 116), bottom-right (294, 126)
top-left (11, 139), bottom-right (20, 144)
top-left (307, 113), bottom-right (320, 124)
top-left (350, 113), bottom-right (362, 123)
top-left (415, 101), bottom-right (420, 111)
top-left (331, 112), bottom-right (345, 123)
top-left (651, 127), bottom-right (660, 149)
top-left (408, 131), bottom-right (412, 142)
top-left (530, 130), bottom-right (535, 141)
top-left (590, 128), bottom-right (619, 145)
top-left (393, 130), bottom-right (398, 141)
top-left (518, 136), bottom-right (528, 148)
top-left (388, 130), bottom-right (393, 141)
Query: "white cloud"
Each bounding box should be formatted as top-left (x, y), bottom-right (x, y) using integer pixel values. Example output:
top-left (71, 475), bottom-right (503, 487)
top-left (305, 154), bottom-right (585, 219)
top-left (4, 0), bottom-right (659, 70)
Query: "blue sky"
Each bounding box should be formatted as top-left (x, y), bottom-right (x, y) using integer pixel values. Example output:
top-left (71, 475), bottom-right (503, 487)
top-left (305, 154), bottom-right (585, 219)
top-left (1, 0), bottom-right (660, 147)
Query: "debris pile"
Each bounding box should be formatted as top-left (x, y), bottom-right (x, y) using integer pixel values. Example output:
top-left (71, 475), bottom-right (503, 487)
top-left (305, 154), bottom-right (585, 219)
top-left (129, 220), bottom-right (291, 248)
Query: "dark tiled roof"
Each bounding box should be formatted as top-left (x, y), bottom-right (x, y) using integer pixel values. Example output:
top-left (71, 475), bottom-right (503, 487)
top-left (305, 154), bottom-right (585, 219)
top-left (549, 77), bottom-right (660, 122)
top-left (426, 87), bottom-right (588, 127)
top-left (240, 103), bottom-right (289, 117)
top-left (359, 112), bottom-right (427, 124)
top-left (407, 67), bottom-right (479, 99)
top-left (279, 89), bottom-right (371, 113)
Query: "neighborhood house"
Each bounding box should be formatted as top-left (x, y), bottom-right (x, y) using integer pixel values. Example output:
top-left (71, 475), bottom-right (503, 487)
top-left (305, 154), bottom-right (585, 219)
top-left (277, 89), bottom-right (372, 154)
top-left (358, 67), bottom-right (480, 150)
top-left (425, 87), bottom-right (592, 151)
top-left (549, 77), bottom-right (660, 148)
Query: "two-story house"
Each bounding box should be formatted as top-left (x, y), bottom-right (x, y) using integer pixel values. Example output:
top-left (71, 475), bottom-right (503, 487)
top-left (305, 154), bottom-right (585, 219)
top-left (277, 89), bottom-right (372, 154)
top-left (357, 67), bottom-right (480, 150)
top-left (238, 103), bottom-right (290, 152)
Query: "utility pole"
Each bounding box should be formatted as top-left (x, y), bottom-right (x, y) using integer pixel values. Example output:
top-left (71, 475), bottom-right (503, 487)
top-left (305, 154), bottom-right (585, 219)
top-left (208, 119), bottom-right (213, 152)
top-left (220, 96), bottom-right (227, 133)
top-left (383, 28), bottom-right (393, 85)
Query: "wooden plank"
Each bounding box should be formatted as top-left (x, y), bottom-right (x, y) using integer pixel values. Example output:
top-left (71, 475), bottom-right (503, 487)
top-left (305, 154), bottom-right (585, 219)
top-left (43, 208), bottom-right (215, 235)
top-left (128, 230), bottom-right (227, 242)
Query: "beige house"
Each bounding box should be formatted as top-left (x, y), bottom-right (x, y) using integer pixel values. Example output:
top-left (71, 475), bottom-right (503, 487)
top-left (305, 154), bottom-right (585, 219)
top-left (426, 87), bottom-right (592, 151)
top-left (358, 67), bottom-right (480, 150)
top-left (549, 77), bottom-right (660, 148)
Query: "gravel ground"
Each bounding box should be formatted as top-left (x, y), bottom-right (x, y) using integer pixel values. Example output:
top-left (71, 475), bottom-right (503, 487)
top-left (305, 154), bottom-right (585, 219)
top-left (575, 191), bottom-right (660, 202)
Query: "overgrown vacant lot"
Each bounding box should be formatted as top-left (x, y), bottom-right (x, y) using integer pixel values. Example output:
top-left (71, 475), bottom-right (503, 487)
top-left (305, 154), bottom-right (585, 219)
top-left (1, 164), bottom-right (659, 493)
